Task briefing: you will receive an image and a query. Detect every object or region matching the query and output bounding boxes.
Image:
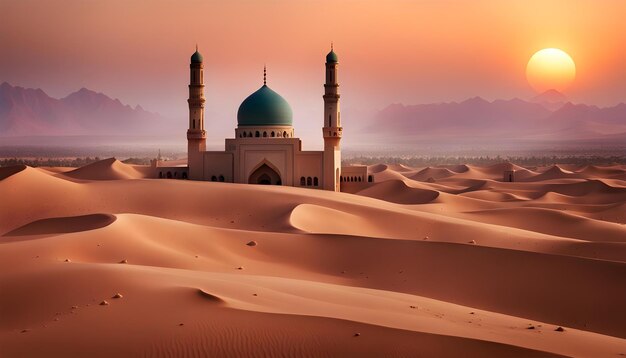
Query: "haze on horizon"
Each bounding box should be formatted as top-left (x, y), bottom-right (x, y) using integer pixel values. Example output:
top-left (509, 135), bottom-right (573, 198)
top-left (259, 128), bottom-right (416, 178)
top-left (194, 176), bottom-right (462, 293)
top-left (1, 0), bottom-right (625, 148)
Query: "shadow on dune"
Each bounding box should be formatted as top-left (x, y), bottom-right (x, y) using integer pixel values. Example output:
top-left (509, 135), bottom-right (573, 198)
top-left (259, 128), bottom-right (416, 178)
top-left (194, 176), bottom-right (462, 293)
top-left (2, 213), bottom-right (116, 238)
top-left (0, 164), bottom-right (27, 180)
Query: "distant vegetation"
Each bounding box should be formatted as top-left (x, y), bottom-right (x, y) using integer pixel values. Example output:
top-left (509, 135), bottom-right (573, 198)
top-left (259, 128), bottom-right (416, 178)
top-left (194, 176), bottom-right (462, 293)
top-left (0, 157), bottom-right (152, 167)
top-left (1, 155), bottom-right (624, 169)
top-left (343, 155), bottom-right (626, 168)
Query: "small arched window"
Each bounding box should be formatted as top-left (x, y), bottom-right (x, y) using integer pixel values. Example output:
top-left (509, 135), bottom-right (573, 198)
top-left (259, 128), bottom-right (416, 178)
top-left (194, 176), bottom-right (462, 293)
top-left (182, 172), bottom-right (188, 179)
top-left (218, 175), bottom-right (225, 182)
top-left (314, 177), bottom-right (319, 186)
top-left (159, 172), bottom-right (162, 178)
top-left (368, 175), bottom-right (373, 183)
top-left (193, 120), bottom-right (195, 129)
top-left (263, 131), bottom-right (267, 137)
top-left (307, 177), bottom-right (312, 186)
top-left (300, 177), bottom-right (306, 186)
top-left (255, 131), bottom-right (260, 137)
top-left (271, 131), bottom-right (275, 137)
top-left (333, 132), bottom-right (337, 136)
top-left (358, 177), bottom-right (362, 182)
top-left (283, 131), bottom-right (287, 138)
top-left (167, 172), bottom-right (172, 178)
top-left (242, 132), bottom-right (246, 137)
top-left (211, 176), bottom-right (217, 181)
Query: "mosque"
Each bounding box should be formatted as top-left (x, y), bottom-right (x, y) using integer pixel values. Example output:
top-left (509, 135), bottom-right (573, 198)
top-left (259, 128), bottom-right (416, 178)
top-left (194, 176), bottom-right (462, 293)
top-left (153, 46), bottom-right (370, 192)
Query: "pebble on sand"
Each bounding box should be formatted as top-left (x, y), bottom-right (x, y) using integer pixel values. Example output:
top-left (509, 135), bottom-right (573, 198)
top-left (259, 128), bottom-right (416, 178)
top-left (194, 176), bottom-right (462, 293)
top-left (555, 326), bottom-right (565, 332)
top-left (468, 240), bottom-right (476, 244)
top-left (99, 300), bottom-right (109, 306)
top-left (64, 259), bottom-right (71, 262)
top-left (246, 241), bottom-right (257, 247)
top-left (527, 325), bottom-right (535, 330)
top-left (21, 329), bottom-right (30, 333)
top-left (119, 259), bottom-right (128, 264)
top-left (353, 333), bottom-right (361, 337)
top-left (237, 266), bottom-right (244, 270)
top-left (112, 293), bottom-right (123, 299)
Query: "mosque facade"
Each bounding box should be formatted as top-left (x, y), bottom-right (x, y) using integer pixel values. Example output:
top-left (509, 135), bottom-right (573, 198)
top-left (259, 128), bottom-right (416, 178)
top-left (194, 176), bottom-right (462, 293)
top-left (154, 47), bottom-right (369, 191)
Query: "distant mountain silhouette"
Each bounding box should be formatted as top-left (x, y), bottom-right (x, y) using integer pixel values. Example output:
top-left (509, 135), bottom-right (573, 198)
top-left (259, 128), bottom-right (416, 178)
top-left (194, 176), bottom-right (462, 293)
top-left (0, 82), bottom-right (165, 136)
top-left (531, 89), bottom-right (568, 103)
top-left (363, 96), bottom-right (626, 143)
top-left (531, 89), bottom-right (568, 111)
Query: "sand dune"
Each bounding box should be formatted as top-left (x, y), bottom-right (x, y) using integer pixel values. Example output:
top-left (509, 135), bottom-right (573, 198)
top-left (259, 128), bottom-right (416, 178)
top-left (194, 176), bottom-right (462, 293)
top-left (410, 167), bottom-right (457, 181)
top-left (3, 213), bottom-right (116, 238)
top-left (356, 180), bottom-right (440, 204)
top-left (1, 160), bottom-right (625, 357)
top-left (524, 165), bottom-right (583, 181)
top-left (63, 157), bottom-right (146, 180)
top-left (577, 165), bottom-right (626, 179)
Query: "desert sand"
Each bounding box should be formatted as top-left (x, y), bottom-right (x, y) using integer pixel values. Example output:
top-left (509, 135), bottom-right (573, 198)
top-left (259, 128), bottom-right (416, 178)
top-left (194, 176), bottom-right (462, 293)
top-left (1, 159), bottom-right (625, 357)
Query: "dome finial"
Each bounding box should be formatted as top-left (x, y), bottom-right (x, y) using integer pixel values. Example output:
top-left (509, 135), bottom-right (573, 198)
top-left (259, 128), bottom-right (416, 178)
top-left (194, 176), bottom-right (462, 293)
top-left (331, 42), bottom-right (333, 51)
top-left (263, 64), bottom-right (267, 86)
top-left (195, 43), bottom-right (198, 52)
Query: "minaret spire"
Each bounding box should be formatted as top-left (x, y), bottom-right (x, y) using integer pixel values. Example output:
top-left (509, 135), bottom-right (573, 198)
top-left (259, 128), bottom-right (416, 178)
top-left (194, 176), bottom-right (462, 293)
top-left (187, 43), bottom-right (207, 180)
top-left (263, 65), bottom-right (267, 86)
top-left (322, 46), bottom-right (341, 191)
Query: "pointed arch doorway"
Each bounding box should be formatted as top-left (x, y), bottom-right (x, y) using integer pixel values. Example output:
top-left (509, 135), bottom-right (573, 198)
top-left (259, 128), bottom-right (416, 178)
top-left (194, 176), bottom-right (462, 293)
top-left (248, 163), bottom-right (282, 185)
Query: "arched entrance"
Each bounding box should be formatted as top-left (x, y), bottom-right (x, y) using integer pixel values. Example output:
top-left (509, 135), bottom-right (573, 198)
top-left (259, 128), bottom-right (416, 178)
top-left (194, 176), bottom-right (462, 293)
top-left (248, 163), bottom-right (281, 185)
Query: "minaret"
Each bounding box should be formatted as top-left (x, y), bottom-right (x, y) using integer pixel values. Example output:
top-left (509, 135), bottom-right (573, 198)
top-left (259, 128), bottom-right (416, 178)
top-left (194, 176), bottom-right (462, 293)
top-left (322, 44), bottom-right (342, 191)
top-left (187, 45), bottom-right (206, 180)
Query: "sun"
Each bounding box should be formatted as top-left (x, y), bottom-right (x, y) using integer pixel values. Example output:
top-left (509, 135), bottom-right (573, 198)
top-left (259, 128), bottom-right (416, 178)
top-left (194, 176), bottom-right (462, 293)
top-left (526, 48), bottom-right (576, 93)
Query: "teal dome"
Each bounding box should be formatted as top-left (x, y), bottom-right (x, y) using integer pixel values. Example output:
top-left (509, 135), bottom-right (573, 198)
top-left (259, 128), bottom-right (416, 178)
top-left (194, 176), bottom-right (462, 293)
top-left (326, 49), bottom-right (338, 63)
top-left (191, 50), bottom-right (203, 63)
top-left (237, 85), bottom-right (293, 127)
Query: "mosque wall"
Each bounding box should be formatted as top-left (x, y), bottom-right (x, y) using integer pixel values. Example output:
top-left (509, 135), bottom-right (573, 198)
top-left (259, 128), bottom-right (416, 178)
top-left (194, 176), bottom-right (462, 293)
top-left (202, 152), bottom-right (234, 182)
top-left (295, 151), bottom-right (324, 188)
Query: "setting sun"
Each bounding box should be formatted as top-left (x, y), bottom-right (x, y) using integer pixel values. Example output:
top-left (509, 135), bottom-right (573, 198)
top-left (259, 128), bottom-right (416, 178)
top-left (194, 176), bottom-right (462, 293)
top-left (526, 48), bottom-right (576, 93)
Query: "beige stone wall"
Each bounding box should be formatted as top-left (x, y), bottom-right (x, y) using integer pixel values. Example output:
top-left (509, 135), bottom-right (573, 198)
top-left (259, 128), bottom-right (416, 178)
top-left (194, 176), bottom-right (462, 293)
top-left (341, 165), bottom-right (369, 184)
top-left (155, 166), bottom-right (189, 180)
top-left (295, 151), bottom-right (324, 188)
top-left (202, 152), bottom-right (234, 182)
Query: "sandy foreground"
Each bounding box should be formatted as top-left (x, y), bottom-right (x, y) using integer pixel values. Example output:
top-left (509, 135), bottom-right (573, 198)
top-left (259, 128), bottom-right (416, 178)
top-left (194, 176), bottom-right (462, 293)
top-left (1, 159), bottom-right (625, 357)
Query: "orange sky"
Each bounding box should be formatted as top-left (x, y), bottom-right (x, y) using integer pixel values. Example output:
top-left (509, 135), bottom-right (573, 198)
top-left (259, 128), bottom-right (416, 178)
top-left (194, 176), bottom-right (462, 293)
top-left (0, 0), bottom-right (624, 147)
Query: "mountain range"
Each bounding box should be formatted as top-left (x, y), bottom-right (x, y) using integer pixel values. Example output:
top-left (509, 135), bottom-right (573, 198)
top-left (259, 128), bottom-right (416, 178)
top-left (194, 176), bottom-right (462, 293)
top-left (2, 83), bottom-right (625, 145)
top-left (361, 90), bottom-right (626, 143)
top-left (0, 82), bottom-right (165, 136)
